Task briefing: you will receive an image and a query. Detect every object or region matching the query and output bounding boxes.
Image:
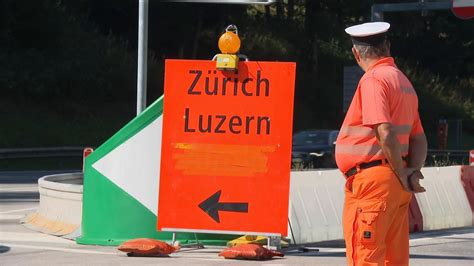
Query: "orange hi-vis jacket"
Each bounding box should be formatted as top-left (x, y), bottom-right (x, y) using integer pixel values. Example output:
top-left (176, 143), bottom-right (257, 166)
top-left (335, 57), bottom-right (424, 174)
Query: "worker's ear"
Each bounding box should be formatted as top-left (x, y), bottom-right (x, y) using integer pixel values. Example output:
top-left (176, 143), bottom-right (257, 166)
top-left (352, 47), bottom-right (361, 64)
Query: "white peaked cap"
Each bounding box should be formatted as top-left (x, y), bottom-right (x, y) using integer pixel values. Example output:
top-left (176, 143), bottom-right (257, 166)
top-left (345, 22), bottom-right (390, 46)
top-left (345, 22), bottom-right (390, 37)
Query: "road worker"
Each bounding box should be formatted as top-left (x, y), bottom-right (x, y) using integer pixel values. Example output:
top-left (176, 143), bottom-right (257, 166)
top-left (335, 22), bottom-right (428, 266)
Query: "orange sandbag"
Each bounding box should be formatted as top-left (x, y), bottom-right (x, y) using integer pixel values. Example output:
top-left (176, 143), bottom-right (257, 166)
top-left (118, 238), bottom-right (180, 256)
top-left (219, 244), bottom-right (284, 260)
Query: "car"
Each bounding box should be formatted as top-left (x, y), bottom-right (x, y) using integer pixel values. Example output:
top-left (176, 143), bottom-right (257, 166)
top-left (291, 129), bottom-right (339, 169)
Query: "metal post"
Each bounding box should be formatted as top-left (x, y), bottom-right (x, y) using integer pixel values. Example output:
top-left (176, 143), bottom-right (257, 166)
top-left (137, 0), bottom-right (149, 115)
top-left (371, 5), bottom-right (384, 21)
top-left (457, 119), bottom-right (463, 149)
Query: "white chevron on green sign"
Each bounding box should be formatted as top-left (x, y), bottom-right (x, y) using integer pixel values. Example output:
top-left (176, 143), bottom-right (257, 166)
top-left (92, 116), bottom-right (163, 215)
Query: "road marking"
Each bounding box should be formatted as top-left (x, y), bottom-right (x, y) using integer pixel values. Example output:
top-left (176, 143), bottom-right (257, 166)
top-left (0, 243), bottom-right (116, 255)
top-left (0, 214), bottom-right (25, 220)
top-left (325, 248), bottom-right (346, 252)
top-left (0, 207), bottom-right (37, 214)
top-left (0, 186), bottom-right (38, 192)
top-left (410, 236), bottom-right (440, 243)
top-left (0, 232), bottom-right (72, 244)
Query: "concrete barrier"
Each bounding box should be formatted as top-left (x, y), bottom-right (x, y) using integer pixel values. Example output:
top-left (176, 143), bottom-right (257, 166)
top-left (288, 170), bottom-right (345, 244)
top-left (461, 166), bottom-right (474, 225)
top-left (288, 166), bottom-right (473, 244)
top-left (23, 167), bottom-right (471, 243)
top-left (21, 173), bottom-right (83, 236)
top-left (415, 166), bottom-right (472, 230)
top-left (288, 169), bottom-right (425, 244)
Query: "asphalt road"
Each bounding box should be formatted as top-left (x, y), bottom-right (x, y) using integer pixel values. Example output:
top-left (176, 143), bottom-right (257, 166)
top-left (1, 171), bottom-right (473, 265)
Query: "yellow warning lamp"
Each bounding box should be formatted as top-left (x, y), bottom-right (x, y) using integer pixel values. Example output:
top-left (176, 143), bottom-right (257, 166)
top-left (218, 30), bottom-right (240, 54)
top-left (215, 25), bottom-right (241, 71)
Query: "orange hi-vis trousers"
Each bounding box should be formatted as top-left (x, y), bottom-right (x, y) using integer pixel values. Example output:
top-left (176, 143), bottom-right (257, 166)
top-left (343, 165), bottom-right (412, 266)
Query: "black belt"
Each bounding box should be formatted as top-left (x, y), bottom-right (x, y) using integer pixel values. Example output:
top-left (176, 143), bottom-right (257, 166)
top-left (344, 157), bottom-right (408, 178)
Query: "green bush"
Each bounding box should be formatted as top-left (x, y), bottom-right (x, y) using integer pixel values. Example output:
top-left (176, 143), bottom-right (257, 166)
top-left (403, 64), bottom-right (474, 129)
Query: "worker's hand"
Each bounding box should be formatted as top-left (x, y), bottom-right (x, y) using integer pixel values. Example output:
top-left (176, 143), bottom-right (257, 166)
top-left (408, 170), bottom-right (426, 193)
top-left (397, 168), bottom-right (416, 192)
top-left (398, 168), bottom-right (417, 193)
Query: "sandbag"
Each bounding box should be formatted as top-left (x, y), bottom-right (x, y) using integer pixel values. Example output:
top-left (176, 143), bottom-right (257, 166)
top-left (219, 243), bottom-right (284, 260)
top-left (118, 238), bottom-right (179, 256)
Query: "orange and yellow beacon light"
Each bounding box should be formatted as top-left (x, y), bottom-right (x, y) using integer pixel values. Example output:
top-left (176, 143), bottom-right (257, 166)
top-left (214, 25), bottom-right (242, 71)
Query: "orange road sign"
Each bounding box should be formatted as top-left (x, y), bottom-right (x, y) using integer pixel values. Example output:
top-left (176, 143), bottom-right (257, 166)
top-left (157, 60), bottom-right (296, 236)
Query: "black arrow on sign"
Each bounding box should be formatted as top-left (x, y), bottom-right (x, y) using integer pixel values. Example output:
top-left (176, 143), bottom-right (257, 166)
top-left (198, 190), bottom-right (248, 223)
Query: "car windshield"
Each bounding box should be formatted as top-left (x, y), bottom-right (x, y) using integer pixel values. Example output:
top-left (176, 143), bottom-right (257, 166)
top-left (293, 131), bottom-right (330, 146)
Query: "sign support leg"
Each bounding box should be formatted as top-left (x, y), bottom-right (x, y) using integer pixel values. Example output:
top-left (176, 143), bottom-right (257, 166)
top-left (171, 232), bottom-right (176, 246)
top-left (171, 232), bottom-right (204, 249)
top-left (284, 218), bottom-right (319, 253)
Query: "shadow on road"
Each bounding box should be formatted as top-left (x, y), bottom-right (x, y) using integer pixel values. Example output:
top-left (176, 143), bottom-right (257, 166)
top-left (285, 250), bottom-right (346, 257)
top-left (0, 192), bottom-right (39, 201)
top-left (410, 227), bottom-right (474, 240)
top-left (410, 254), bottom-right (474, 260)
top-left (0, 245), bottom-right (11, 254)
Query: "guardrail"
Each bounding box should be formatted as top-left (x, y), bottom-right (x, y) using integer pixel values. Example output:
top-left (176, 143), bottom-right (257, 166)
top-left (0, 147), bottom-right (87, 160)
top-left (1, 147), bottom-right (470, 168)
top-left (291, 149), bottom-right (471, 170)
top-left (425, 149), bottom-right (469, 167)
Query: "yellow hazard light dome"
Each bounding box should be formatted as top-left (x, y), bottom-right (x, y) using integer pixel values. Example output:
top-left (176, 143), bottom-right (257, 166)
top-left (218, 31), bottom-right (241, 54)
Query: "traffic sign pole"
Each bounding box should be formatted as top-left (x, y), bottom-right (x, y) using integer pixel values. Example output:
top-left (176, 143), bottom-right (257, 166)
top-left (137, 0), bottom-right (148, 115)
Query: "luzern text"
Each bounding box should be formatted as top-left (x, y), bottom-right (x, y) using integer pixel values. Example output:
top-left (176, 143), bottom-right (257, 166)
top-left (183, 69), bottom-right (272, 135)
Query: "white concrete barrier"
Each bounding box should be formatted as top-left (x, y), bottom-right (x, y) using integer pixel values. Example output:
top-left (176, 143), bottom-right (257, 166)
top-left (21, 173), bottom-right (83, 236)
top-left (288, 166), bottom-right (473, 244)
top-left (416, 166), bottom-right (472, 230)
top-left (288, 170), bottom-right (345, 244)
